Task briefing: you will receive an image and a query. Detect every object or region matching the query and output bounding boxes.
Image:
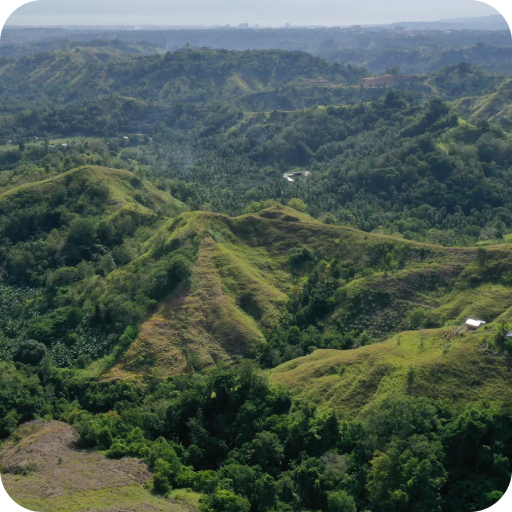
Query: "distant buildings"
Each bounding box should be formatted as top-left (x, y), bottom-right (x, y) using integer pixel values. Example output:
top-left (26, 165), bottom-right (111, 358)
top-left (239, 23), bottom-right (249, 29)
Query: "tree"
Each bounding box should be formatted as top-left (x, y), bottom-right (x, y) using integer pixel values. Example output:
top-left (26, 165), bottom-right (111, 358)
top-left (288, 198), bottom-right (307, 213)
top-left (409, 307), bottom-right (428, 329)
top-left (250, 431), bottom-right (284, 472)
top-left (13, 340), bottom-right (47, 365)
top-left (367, 436), bottom-right (447, 512)
top-left (327, 490), bottom-right (357, 512)
top-left (200, 489), bottom-right (250, 512)
top-left (153, 458), bottom-right (173, 494)
top-left (323, 213), bottom-right (336, 225)
top-left (476, 247), bottom-right (489, 268)
top-left (294, 456), bottom-right (326, 509)
top-left (64, 218), bottom-right (96, 263)
top-left (385, 65), bottom-right (401, 75)
top-left (495, 321), bottom-right (508, 348)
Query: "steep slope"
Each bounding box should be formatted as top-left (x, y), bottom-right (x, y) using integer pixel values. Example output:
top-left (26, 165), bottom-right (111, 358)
top-left (103, 204), bottom-right (512, 379)
top-left (453, 77), bottom-right (512, 123)
top-left (104, 209), bottom-right (293, 378)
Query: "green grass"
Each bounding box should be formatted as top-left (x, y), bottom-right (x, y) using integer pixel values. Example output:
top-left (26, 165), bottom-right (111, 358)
top-left (270, 326), bottom-right (512, 418)
top-left (13, 484), bottom-right (189, 512)
top-left (99, 204), bottom-right (512, 378)
top-left (0, 165), bottom-right (186, 218)
top-left (170, 489), bottom-right (202, 509)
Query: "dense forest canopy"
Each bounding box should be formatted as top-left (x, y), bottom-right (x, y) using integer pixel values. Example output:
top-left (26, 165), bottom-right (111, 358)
top-left (1, 23), bottom-right (512, 512)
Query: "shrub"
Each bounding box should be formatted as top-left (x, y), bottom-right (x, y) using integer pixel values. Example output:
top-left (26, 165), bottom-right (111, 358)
top-left (200, 489), bottom-right (251, 512)
top-left (153, 458), bottom-right (174, 494)
top-left (287, 198), bottom-right (307, 213)
top-left (327, 490), bottom-right (357, 512)
top-left (289, 246), bottom-right (316, 268)
top-left (13, 340), bottom-right (47, 365)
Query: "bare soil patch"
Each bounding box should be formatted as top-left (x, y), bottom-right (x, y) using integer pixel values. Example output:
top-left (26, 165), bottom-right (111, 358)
top-left (0, 421), bottom-right (193, 512)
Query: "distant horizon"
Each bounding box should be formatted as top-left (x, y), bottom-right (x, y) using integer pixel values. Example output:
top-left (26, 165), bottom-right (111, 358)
top-left (4, 13), bottom-right (508, 30)
top-left (4, 0), bottom-right (502, 29)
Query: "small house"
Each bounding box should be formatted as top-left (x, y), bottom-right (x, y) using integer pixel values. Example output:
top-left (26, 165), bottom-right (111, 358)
top-left (465, 318), bottom-right (486, 330)
top-left (282, 171), bottom-right (311, 182)
top-left (506, 331), bottom-right (512, 338)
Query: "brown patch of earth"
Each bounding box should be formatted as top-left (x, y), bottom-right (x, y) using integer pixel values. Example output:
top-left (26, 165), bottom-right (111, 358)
top-left (0, 420), bottom-right (195, 512)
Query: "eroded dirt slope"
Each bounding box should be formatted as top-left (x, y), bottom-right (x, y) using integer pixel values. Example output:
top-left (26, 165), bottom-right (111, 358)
top-left (0, 421), bottom-right (194, 512)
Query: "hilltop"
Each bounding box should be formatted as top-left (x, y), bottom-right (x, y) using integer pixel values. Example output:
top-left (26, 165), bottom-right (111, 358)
top-left (100, 203), bottom-right (512, 379)
top-left (0, 165), bottom-right (184, 219)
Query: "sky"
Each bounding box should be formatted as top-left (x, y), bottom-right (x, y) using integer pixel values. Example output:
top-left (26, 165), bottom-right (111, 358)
top-left (5, 0), bottom-right (500, 27)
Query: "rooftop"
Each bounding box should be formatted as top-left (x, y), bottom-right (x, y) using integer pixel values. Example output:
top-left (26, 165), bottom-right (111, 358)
top-left (465, 318), bottom-right (486, 328)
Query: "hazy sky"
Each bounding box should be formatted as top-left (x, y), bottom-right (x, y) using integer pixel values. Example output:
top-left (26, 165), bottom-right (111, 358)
top-left (6, 0), bottom-right (500, 27)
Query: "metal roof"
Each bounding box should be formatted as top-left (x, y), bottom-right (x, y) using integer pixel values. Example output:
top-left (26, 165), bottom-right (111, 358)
top-left (465, 318), bottom-right (486, 327)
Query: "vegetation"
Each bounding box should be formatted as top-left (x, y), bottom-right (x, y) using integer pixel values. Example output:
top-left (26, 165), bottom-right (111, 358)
top-left (1, 25), bottom-right (512, 512)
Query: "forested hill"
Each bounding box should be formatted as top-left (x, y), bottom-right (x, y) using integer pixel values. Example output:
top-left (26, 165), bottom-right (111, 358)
top-left (0, 46), bottom-right (507, 139)
top-left (0, 47), bottom-right (366, 108)
top-left (0, 38), bottom-right (165, 60)
top-left (320, 43), bottom-right (512, 74)
top-left (3, 24), bottom-right (511, 74)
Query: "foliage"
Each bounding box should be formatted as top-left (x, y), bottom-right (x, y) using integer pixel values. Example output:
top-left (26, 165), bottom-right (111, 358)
top-left (2, 32), bottom-right (512, 512)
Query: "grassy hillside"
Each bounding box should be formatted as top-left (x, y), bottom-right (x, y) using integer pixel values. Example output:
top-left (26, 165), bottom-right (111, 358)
top-left (0, 47), bottom-right (365, 108)
top-left (270, 324), bottom-right (512, 417)
top-left (453, 77), bottom-right (512, 124)
top-left (0, 420), bottom-right (197, 512)
top-left (0, 165), bottom-right (184, 220)
top-left (100, 204), bottom-right (512, 379)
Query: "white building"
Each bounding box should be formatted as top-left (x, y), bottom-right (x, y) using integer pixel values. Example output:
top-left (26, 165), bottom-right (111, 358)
top-left (282, 170), bottom-right (311, 182)
top-left (465, 318), bottom-right (486, 330)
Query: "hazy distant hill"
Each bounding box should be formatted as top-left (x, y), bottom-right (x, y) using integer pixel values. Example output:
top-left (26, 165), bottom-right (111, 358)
top-left (389, 14), bottom-right (510, 31)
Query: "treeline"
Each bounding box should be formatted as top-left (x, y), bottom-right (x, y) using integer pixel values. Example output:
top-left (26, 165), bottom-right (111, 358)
top-left (320, 43), bottom-right (512, 75)
top-left (1, 358), bottom-right (511, 512)
top-left (3, 25), bottom-right (511, 56)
